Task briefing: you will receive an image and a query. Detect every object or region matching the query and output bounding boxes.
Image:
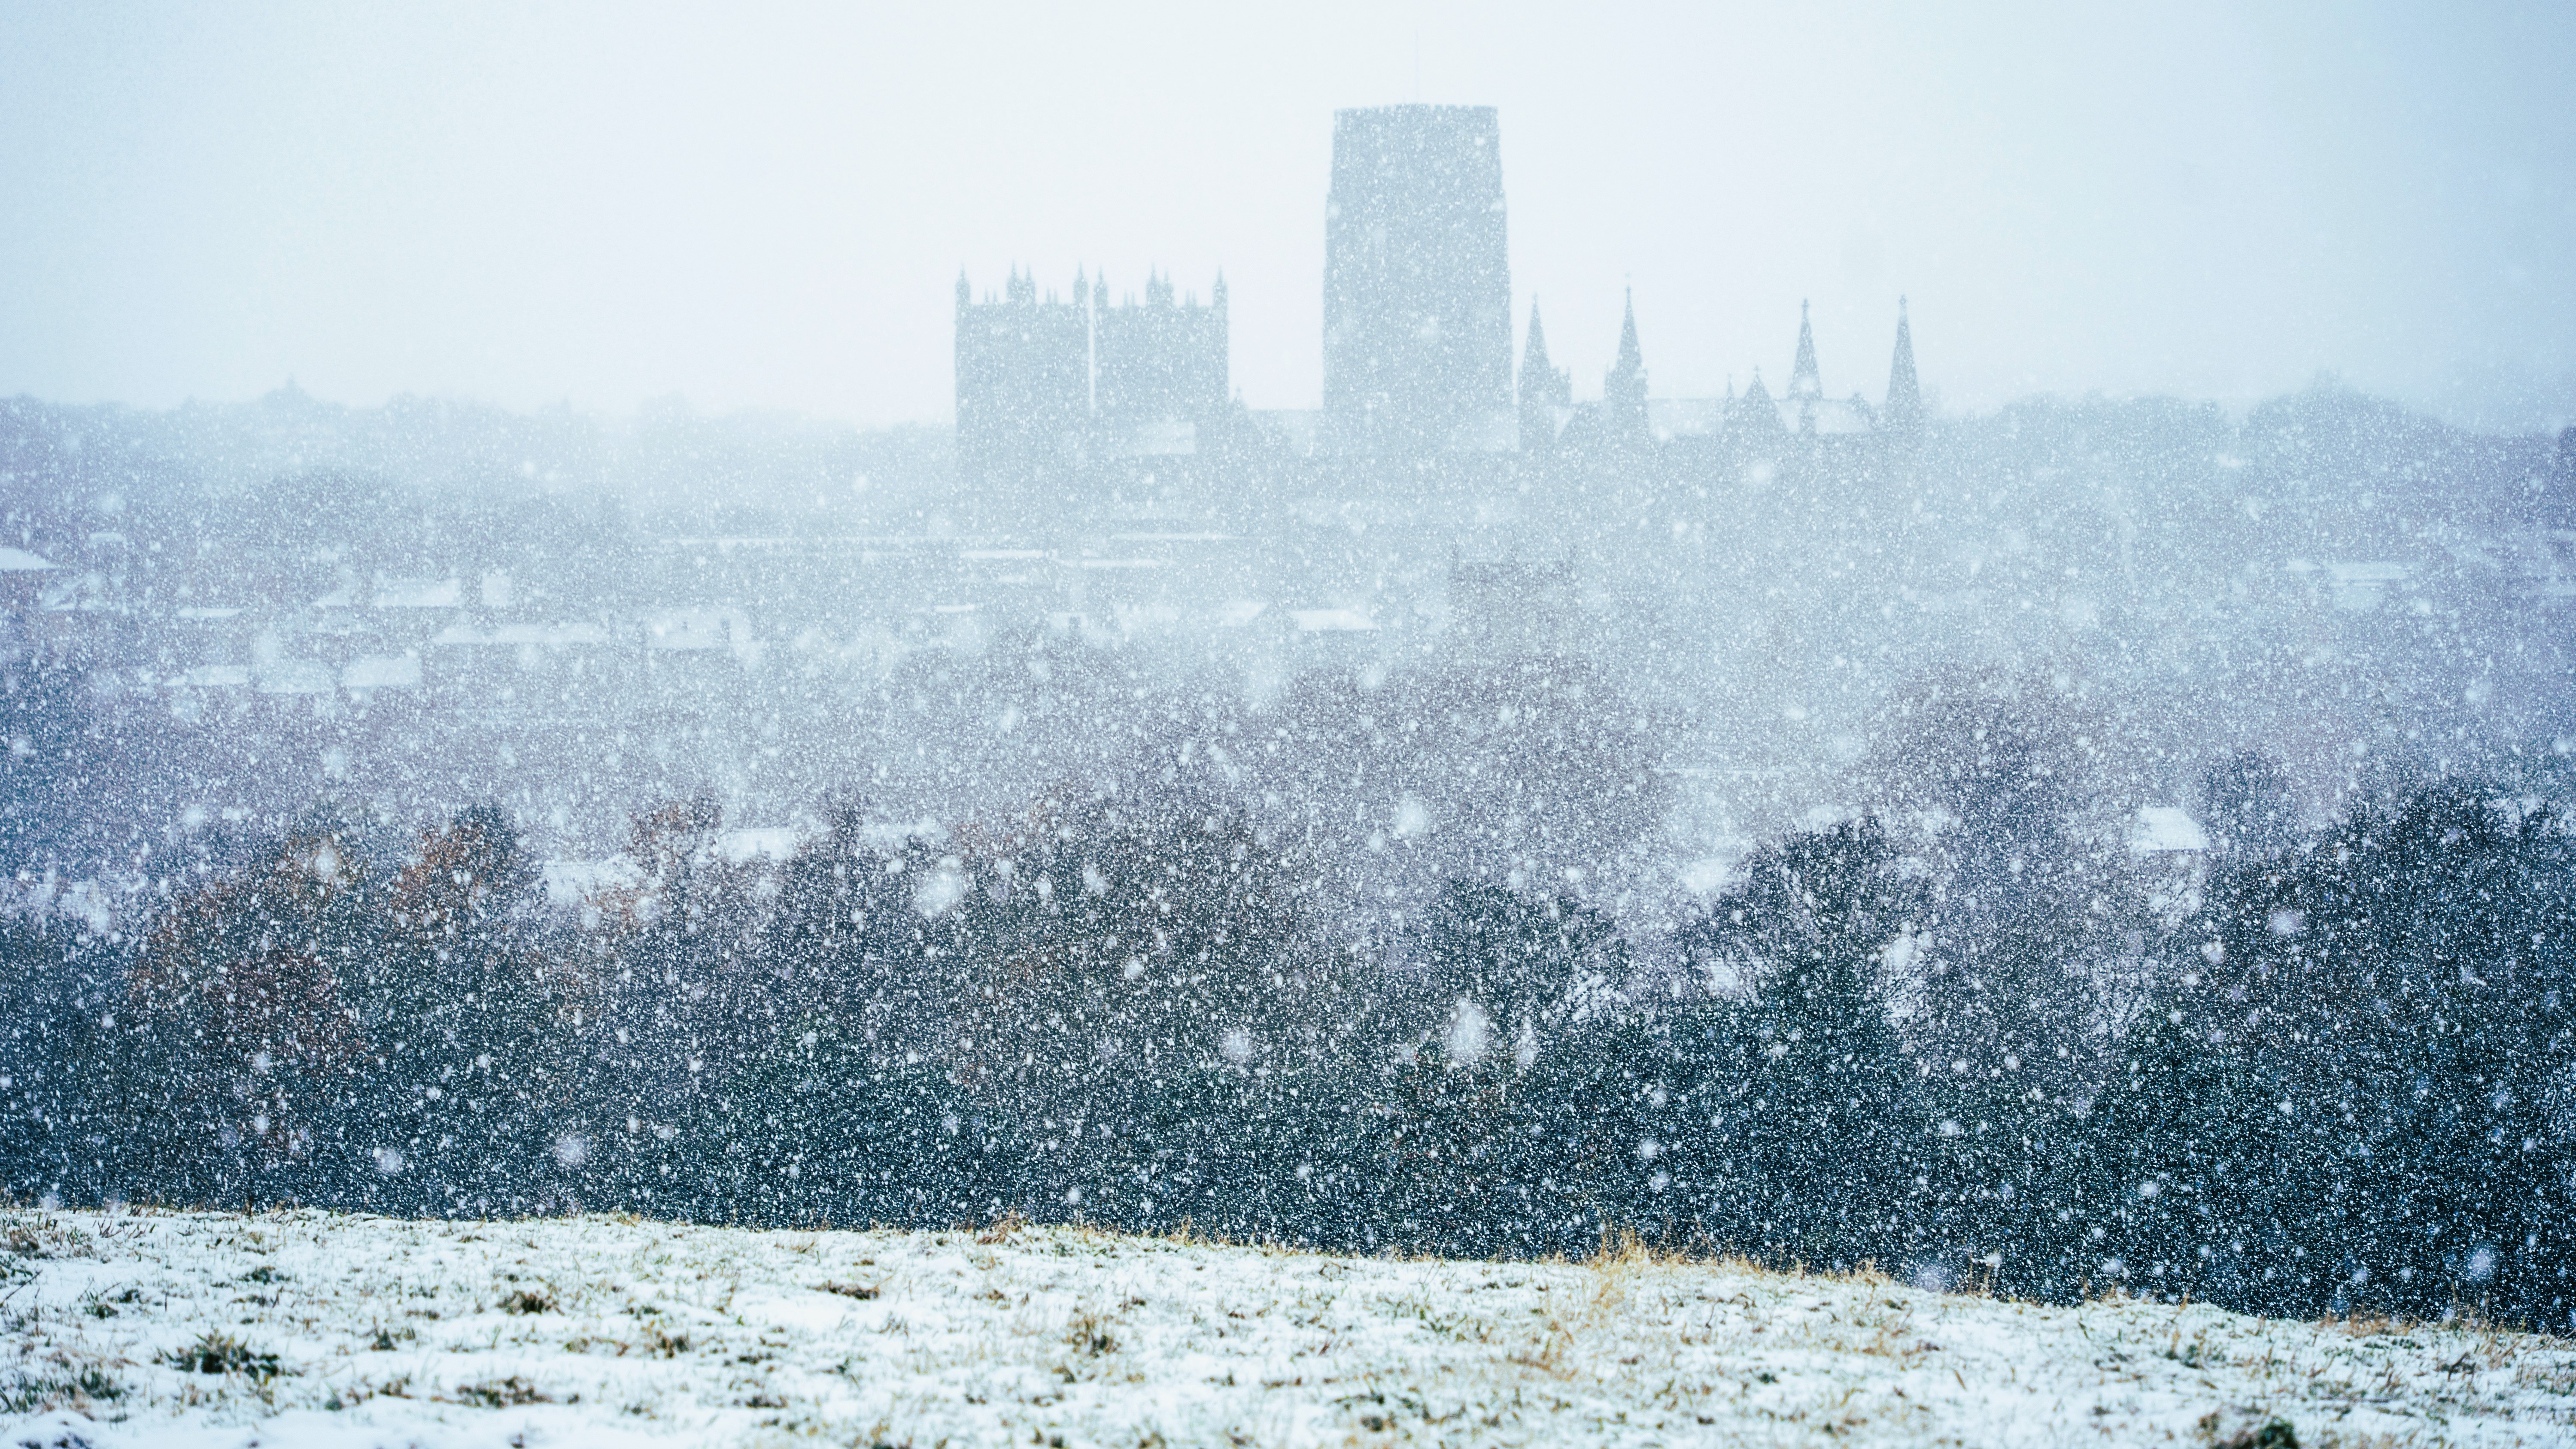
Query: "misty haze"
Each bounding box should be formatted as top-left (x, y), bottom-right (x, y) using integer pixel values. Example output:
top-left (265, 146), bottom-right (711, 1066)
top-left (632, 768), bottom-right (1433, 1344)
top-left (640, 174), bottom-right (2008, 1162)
top-left (3, 5), bottom-right (2574, 1446)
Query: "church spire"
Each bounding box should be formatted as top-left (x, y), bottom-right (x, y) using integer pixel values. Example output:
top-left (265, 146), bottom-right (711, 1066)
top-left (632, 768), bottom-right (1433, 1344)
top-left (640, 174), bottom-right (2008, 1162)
top-left (1884, 295), bottom-right (1922, 432)
top-left (1787, 298), bottom-right (1822, 402)
top-left (1603, 286), bottom-right (1651, 449)
top-left (1519, 298), bottom-right (1571, 451)
top-left (1521, 300), bottom-right (1569, 403)
top-left (1614, 288), bottom-right (1644, 378)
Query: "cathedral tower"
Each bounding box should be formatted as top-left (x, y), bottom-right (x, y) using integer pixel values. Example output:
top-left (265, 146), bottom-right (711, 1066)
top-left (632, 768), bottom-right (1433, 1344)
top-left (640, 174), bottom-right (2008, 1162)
top-left (1321, 105), bottom-right (1513, 456)
top-left (954, 266), bottom-right (1091, 490)
top-left (1094, 267), bottom-right (1230, 451)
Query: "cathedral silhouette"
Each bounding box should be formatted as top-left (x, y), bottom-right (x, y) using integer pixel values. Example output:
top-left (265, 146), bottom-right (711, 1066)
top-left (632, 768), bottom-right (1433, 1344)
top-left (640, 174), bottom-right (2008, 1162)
top-left (954, 104), bottom-right (1920, 496)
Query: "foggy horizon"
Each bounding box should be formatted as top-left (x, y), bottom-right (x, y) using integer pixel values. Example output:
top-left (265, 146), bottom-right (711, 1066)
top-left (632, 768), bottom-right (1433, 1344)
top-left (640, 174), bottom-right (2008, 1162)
top-left (6, 0), bottom-right (2572, 434)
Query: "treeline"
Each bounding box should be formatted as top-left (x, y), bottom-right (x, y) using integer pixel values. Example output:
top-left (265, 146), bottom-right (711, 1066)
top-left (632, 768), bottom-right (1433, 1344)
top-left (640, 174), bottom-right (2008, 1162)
top-left (2, 764), bottom-right (2572, 1332)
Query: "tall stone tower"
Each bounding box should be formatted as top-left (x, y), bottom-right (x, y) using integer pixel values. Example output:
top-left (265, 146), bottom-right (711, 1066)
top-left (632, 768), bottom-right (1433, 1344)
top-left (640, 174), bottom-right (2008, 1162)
top-left (1321, 105), bottom-right (1513, 457)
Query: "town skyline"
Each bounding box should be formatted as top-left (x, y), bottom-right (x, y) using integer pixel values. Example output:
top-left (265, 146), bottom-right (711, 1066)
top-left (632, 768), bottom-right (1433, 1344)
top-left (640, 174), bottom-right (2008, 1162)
top-left (4, 1), bottom-right (2568, 433)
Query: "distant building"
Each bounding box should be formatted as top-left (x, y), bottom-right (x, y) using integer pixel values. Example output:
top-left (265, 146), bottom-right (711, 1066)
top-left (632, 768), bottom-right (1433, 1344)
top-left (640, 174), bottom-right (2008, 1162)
top-left (1093, 270), bottom-right (1230, 456)
top-left (954, 267), bottom-right (1091, 490)
top-left (954, 266), bottom-right (1230, 489)
top-left (0, 547), bottom-right (58, 616)
top-left (954, 106), bottom-right (1938, 485)
top-left (1729, 371), bottom-right (1787, 438)
top-left (1448, 553), bottom-right (1576, 657)
top-left (1546, 294), bottom-right (1918, 458)
top-left (1321, 105), bottom-right (1514, 457)
top-left (1772, 300), bottom-right (1876, 437)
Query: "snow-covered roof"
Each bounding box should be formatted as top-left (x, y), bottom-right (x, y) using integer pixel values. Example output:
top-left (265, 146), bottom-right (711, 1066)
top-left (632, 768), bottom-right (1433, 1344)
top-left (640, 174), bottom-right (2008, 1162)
top-left (433, 622), bottom-right (612, 647)
top-left (2130, 805), bottom-right (2210, 853)
top-left (542, 857), bottom-right (642, 908)
top-left (2285, 559), bottom-right (2414, 612)
top-left (342, 653), bottom-right (422, 690)
top-left (1113, 603), bottom-right (1185, 632)
top-left (645, 607), bottom-right (750, 651)
top-left (376, 577), bottom-right (463, 608)
top-left (0, 547), bottom-right (60, 572)
top-left (1291, 606), bottom-right (1374, 633)
top-left (715, 827), bottom-right (808, 864)
top-left (256, 661), bottom-right (336, 695)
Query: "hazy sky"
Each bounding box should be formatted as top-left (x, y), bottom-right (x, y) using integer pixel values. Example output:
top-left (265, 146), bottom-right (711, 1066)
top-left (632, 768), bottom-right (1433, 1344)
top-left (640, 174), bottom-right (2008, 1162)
top-left (5, 1), bottom-right (2571, 431)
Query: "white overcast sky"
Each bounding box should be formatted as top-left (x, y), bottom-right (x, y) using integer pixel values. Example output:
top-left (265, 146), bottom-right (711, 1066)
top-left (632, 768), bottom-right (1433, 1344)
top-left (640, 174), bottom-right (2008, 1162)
top-left (3, 0), bottom-right (2570, 431)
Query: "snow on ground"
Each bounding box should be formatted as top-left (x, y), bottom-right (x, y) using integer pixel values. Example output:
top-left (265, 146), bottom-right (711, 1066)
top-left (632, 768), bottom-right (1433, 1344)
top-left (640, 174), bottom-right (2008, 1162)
top-left (3, 1207), bottom-right (2572, 1448)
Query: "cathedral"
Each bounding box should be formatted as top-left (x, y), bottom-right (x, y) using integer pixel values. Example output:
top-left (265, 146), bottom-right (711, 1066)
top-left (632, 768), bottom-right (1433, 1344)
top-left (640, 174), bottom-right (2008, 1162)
top-left (953, 104), bottom-right (1925, 493)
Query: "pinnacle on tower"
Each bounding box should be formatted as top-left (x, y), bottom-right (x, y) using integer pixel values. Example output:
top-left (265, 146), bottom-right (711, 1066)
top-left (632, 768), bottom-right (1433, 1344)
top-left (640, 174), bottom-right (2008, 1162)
top-left (1518, 298), bottom-right (1571, 451)
top-left (1788, 298), bottom-right (1823, 402)
top-left (1522, 299), bottom-right (1551, 381)
top-left (1603, 286), bottom-right (1651, 447)
top-left (1732, 363), bottom-right (1784, 432)
top-left (1614, 288), bottom-right (1644, 379)
top-left (1519, 300), bottom-right (1569, 407)
top-left (1884, 296), bottom-right (1923, 431)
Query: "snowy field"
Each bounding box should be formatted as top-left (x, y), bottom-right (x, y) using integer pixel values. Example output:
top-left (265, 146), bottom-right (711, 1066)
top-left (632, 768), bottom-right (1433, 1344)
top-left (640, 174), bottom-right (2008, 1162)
top-left (3, 1208), bottom-right (2572, 1448)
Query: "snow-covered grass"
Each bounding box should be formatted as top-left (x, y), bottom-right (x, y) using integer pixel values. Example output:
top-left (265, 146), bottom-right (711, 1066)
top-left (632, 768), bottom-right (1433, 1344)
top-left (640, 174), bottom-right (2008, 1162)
top-left (3, 1206), bottom-right (2571, 1447)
